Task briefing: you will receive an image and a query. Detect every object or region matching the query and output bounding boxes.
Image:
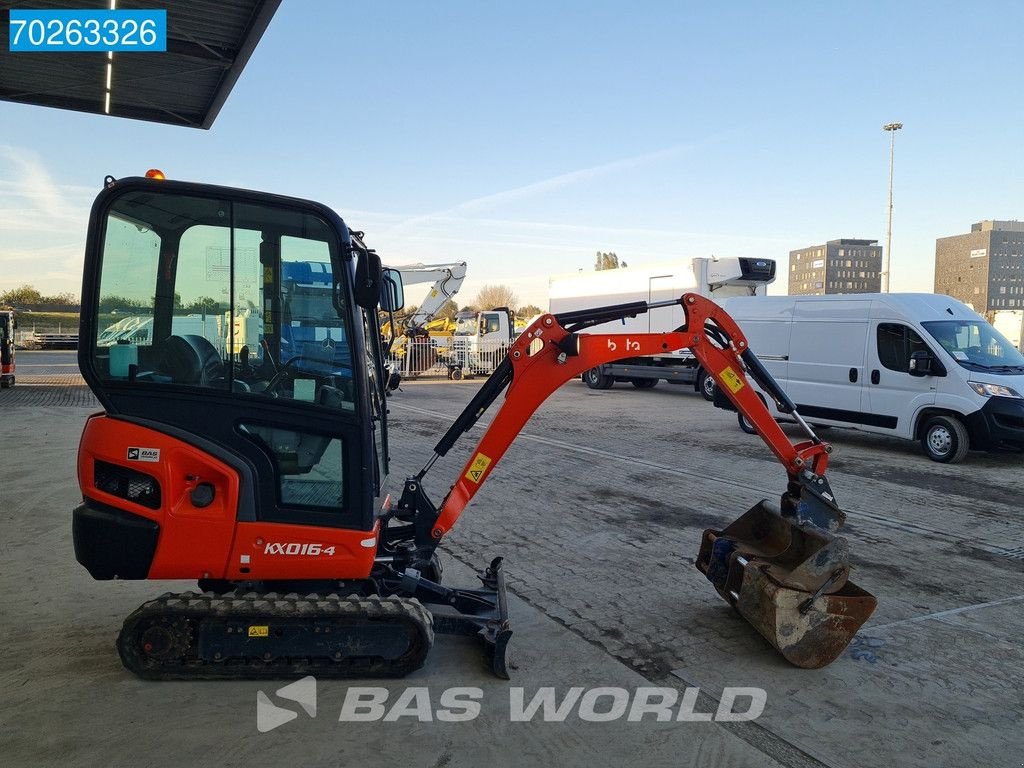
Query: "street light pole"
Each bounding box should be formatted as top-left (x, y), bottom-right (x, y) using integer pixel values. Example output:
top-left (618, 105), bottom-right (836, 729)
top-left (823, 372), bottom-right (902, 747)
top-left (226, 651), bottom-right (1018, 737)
top-left (882, 122), bottom-right (903, 293)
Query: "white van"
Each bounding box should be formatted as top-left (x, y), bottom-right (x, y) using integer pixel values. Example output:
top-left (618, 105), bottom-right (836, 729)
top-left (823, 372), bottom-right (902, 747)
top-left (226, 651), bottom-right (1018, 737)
top-left (716, 293), bottom-right (1024, 462)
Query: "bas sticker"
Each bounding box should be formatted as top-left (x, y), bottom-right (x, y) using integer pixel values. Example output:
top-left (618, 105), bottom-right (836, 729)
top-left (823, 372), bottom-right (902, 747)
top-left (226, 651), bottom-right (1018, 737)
top-left (126, 447), bottom-right (160, 462)
top-left (248, 625), bottom-right (269, 638)
top-left (465, 452), bottom-right (492, 484)
top-left (720, 367), bottom-right (745, 394)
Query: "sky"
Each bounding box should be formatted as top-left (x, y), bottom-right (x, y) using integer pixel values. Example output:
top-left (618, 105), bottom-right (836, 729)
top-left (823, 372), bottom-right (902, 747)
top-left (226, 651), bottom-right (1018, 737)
top-left (2, 0), bottom-right (1023, 308)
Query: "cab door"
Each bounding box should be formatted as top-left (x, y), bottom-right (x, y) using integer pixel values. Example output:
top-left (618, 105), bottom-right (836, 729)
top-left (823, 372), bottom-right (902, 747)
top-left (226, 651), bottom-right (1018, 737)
top-left (863, 317), bottom-right (938, 437)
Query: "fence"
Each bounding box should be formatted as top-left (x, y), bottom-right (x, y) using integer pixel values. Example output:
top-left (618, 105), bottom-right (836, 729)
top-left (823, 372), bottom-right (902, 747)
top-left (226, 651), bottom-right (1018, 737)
top-left (15, 324), bottom-right (79, 349)
top-left (387, 337), bottom-right (511, 381)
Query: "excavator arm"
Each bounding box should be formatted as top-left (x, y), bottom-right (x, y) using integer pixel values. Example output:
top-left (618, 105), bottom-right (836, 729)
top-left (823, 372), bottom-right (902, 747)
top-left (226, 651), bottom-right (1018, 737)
top-left (388, 262), bottom-right (467, 331)
top-left (396, 292), bottom-right (876, 668)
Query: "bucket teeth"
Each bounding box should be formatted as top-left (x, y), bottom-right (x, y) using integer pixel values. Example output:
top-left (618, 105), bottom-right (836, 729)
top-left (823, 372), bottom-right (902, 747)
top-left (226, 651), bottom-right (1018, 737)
top-left (696, 500), bottom-right (877, 668)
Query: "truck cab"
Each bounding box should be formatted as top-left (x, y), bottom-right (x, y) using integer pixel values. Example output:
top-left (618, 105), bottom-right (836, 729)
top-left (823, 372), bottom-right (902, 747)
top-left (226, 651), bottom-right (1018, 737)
top-left (447, 307), bottom-right (514, 379)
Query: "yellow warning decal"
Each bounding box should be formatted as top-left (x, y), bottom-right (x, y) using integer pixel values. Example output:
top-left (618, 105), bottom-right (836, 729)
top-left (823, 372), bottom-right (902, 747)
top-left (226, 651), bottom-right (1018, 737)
top-left (720, 366), bottom-right (745, 394)
top-left (464, 452), bottom-right (492, 484)
top-left (248, 625), bottom-right (269, 638)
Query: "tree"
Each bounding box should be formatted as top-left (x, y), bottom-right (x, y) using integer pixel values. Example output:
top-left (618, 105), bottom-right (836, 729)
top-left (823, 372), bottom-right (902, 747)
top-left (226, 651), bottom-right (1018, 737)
top-left (594, 251), bottom-right (627, 271)
top-left (0, 285), bottom-right (80, 307)
top-left (474, 284), bottom-right (518, 311)
top-left (41, 291), bottom-right (78, 306)
top-left (518, 304), bottom-right (543, 318)
top-left (0, 284), bottom-right (43, 305)
top-left (151, 292), bottom-right (183, 309)
top-left (99, 295), bottom-right (148, 312)
top-left (184, 296), bottom-right (220, 314)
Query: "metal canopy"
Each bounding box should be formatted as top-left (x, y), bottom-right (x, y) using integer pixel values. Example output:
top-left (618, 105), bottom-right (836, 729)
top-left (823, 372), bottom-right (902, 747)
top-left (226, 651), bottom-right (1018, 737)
top-left (0, 0), bottom-right (280, 129)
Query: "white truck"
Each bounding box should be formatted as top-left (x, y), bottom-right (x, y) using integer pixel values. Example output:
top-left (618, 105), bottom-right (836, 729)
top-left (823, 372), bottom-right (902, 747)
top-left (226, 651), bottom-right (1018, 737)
top-left (715, 293), bottom-right (1024, 463)
top-left (447, 306), bottom-right (515, 380)
top-left (548, 257), bottom-right (776, 396)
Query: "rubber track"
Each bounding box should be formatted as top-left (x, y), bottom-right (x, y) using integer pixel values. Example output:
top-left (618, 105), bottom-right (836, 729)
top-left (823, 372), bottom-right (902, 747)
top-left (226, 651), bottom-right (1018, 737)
top-left (118, 591), bottom-right (434, 680)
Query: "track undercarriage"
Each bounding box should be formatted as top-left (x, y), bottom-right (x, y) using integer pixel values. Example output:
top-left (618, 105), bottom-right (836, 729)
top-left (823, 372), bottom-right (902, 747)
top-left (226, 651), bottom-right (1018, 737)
top-left (119, 558), bottom-right (512, 680)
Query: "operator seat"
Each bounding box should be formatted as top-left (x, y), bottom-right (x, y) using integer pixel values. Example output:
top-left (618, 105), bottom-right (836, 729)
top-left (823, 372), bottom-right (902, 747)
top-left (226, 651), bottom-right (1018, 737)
top-left (156, 334), bottom-right (224, 386)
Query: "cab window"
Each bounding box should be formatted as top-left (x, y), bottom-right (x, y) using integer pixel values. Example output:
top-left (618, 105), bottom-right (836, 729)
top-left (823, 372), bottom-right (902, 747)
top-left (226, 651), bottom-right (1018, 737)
top-left (877, 323), bottom-right (930, 373)
top-left (93, 191), bottom-right (355, 410)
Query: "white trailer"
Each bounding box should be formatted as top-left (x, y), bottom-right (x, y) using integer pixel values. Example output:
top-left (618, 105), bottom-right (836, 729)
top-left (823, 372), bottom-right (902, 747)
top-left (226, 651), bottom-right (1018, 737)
top-left (991, 310), bottom-right (1023, 352)
top-left (548, 256), bottom-right (776, 395)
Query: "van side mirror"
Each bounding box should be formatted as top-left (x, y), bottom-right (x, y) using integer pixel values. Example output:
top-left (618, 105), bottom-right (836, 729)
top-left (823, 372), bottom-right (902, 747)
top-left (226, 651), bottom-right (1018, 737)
top-left (354, 249), bottom-right (383, 310)
top-left (380, 268), bottom-right (404, 312)
top-left (908, 350), bottom-right (933, 377)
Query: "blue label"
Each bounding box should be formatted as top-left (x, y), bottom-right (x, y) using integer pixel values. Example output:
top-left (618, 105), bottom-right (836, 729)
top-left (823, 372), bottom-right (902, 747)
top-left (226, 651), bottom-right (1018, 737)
top-left (9, 9), bottom-right (167, 52)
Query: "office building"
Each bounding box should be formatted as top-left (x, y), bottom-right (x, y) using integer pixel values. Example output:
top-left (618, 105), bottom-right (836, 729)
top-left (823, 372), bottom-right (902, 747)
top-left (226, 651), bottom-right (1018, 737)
top-left (934, 220), bottom-right (1024, 311)
top-left (788, 239), bottom-right (882, 295)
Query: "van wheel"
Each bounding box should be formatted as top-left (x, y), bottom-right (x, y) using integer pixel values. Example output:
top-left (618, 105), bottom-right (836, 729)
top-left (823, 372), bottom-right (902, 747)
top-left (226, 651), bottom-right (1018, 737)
top-left (631, 378), bottom-right (658, 389)
top-left (920, 415), bottom-right (970, 463)
top-left (698, 371), bottom-right (715, 401)
top-left (584, 367), bottom-right (614, 390)
top-left (738, 412), bottom-right (758, 434)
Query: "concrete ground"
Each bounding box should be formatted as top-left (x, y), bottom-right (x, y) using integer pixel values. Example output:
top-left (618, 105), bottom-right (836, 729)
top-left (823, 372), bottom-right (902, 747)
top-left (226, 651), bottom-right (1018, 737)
top-left (1, 350), bottom-right (1022, 767)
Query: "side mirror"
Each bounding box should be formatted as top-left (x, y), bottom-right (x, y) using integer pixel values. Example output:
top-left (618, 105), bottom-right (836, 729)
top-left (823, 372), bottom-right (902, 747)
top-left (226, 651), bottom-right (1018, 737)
top-left (908, 350), bottom-right (933, 377)
top-left (380, 268), bottom-right (405, 312)
top-left (354, 249), bottom-right (383, 310)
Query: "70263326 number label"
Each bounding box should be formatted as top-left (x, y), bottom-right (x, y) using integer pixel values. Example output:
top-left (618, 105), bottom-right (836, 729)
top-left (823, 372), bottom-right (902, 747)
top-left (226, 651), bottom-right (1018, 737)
top-left (8, 9), bottom-right (167, 52)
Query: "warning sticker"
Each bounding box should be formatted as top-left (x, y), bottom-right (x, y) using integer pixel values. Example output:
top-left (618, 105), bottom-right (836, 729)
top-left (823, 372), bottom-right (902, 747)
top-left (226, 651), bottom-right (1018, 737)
top-left (464, 452), bottom-right (492, 484)
top-left (720, 367), bottom-right (745, 394)
top-left (248, 625), bottom-right (269, 638)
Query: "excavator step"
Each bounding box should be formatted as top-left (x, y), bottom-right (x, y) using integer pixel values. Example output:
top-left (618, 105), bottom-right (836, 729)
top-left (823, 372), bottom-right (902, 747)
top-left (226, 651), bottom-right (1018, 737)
top-left (118, 591), bottom-right (433, 680)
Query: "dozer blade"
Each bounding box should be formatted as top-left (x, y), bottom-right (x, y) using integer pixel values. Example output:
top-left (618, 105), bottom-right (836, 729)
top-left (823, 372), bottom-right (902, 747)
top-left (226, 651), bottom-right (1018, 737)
top-left (696, 500), bottom-right (877, 669)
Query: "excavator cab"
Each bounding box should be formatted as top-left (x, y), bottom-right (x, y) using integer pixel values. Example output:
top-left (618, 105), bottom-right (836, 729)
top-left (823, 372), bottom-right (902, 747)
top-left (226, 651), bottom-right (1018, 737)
top-left (76, 176), bottom-right (396, 577)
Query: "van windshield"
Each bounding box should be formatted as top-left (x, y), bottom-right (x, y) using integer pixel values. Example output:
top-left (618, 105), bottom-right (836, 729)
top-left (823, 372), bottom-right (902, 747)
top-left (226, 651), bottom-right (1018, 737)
top-left (921, 320), bottom-right (1024, 371)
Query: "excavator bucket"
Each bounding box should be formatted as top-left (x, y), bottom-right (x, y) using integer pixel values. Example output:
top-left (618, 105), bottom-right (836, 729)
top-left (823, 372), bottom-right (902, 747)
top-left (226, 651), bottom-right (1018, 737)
top-left (696, 500), bottom-right (877, 668)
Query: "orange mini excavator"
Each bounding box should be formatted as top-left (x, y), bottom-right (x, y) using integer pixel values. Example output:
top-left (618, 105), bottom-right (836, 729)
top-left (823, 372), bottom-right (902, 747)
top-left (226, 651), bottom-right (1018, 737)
top-left (73, 175), bottom-right (876, 679)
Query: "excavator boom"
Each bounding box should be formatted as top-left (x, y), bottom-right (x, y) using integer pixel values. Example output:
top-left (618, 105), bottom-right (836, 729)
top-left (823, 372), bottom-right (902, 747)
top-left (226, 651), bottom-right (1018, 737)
top-left (383, 262), bottom-right (467, 379)
top-left (396, 293), bottom-right (876, 668)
